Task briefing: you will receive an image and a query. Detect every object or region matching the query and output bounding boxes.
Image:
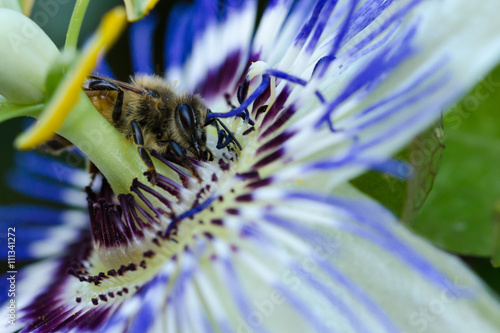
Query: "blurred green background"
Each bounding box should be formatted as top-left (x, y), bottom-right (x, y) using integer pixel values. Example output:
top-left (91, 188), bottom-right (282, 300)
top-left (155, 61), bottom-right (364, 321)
top-left (0, 0), bottom-right (499, 298)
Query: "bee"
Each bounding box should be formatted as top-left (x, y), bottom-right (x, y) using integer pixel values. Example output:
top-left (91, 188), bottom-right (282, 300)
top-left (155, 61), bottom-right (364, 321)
top-left (44, 74), bottom-right (241, 183)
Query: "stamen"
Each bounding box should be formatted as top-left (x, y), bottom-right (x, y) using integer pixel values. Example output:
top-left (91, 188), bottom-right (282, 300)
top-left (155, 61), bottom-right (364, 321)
top-left (130, 184), bottom-right (163, 218)
top-left (150, 150), bottom-right (191, 187)
top-left (132, 178), bottom-right (174, 210)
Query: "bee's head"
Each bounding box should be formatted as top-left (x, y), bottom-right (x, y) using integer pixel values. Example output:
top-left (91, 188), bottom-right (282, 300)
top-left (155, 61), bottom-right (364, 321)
top-left (130, 75), bottom-right (211, 161)
top-left (149, 100), bottom-right (210, 161)
top-left (171, 103), bottom-right (209, 160)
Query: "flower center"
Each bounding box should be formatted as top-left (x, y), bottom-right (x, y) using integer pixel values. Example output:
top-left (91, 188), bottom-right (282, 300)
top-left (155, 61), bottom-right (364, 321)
top-left (59, 58), bottom-right (312, 307)
top-left (65, 110), bottom-right (261, 306)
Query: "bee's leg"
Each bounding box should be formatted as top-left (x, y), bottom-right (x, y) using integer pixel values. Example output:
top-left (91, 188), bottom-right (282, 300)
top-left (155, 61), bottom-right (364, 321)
top-left (38, 134), bottom-right (73, 154)
top-left (164, 141), bottom-right (201, 181)
top-left (86, 161), bottom-right (100, 186)
top-left (131, 120), bottom-right (157, 185)
top-left (85, 78), bottom-right (124, 127)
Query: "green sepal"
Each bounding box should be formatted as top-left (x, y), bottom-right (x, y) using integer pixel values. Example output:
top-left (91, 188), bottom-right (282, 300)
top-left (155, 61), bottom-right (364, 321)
top-left (0, 95), bottom-right (43, 123)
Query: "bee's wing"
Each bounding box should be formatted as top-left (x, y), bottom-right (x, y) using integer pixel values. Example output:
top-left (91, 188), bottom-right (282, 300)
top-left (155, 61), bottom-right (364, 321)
top-left (85, 75), bottom-right (146, 95)
top-left (84, 76), bottom-right (148, 123)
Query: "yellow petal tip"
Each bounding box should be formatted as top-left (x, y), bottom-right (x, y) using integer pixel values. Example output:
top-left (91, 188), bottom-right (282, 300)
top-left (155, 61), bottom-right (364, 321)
top-left (14, 123), bottom-right (51, 150)
top-left (102, 6), bottom-right (127, 36)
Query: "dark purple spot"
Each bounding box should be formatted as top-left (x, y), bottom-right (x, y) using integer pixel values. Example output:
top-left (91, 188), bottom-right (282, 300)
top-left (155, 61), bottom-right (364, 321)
top-left (251, 85), bottom-right (270, 113)
top-left (257, 131), bottom-right (296, 154)
top-left (117, 265), bottom-right (126, 276)
top-left (254, 105), bottom-right (268, 121)
top-left (246, 178), bottom-right (273, 189)
top-left (75, 297), bottom-right (81, 303)
top-left (211, 219), bottom-right (223, 225)
top-left (259, 106), bottom-right (296, 139)
top-left (194, 51), bottom-right (242, 99)
top-left (236, 194), bottom-right (253, 202)
top-left (91, 298), bottom-right (98, 306)
top-left (252, 148), bottom-right (284, 169)
top-left (242, 127), bottom-right (255, 136)
top-left (226, 208), bottom-right (239, 215)
top-left (218, 158), bottom-right (231, 171)
top-left (236, 171), bottom-right (260, 180)
top-left (260, 87), bottom-right (290, 129)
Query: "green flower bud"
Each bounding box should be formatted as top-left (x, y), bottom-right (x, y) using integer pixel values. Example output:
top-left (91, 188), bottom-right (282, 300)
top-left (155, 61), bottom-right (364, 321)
top-left (0, 8), bottom-right (59, 104)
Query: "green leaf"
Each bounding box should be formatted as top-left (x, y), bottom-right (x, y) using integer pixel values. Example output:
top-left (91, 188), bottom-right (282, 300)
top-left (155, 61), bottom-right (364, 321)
top-left (350, 168), bottom-right (407, 216)
top-left (491, 202), bottom-right (500, 267)
top-left (411, 65), bottom-right (500, 256)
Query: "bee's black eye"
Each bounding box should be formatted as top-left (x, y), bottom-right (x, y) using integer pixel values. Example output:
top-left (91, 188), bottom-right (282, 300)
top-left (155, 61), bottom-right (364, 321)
top-left (146, 90), bottom-right (160, 98)
top-left (156, 132), bottom-right (163, 140)
top-left (176, 104), bottom-right (195, 131)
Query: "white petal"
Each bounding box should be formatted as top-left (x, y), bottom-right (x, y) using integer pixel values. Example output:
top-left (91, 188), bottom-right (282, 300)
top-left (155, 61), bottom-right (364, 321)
top-left (221, 184), bottom-right (500, 332)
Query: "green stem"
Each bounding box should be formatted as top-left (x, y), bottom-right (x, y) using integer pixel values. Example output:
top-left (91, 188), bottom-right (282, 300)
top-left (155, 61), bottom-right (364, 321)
top-left (58, 92), bottom-right (173, 195)
top-left (64, 0), bottom-right (91, 50)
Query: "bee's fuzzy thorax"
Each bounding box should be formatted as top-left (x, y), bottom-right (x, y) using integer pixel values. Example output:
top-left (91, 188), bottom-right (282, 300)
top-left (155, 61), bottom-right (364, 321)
top-left (86, 74), bottom-right (210, 161)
